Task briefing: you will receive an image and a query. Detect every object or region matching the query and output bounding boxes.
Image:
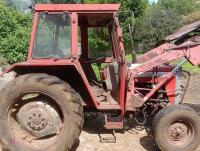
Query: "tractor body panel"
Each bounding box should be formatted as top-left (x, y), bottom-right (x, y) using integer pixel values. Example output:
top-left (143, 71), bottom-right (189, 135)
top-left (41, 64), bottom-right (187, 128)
top-left (4, 61), bottom-right (99, 109)
top-left (126, 64), bottom-right (181, 111)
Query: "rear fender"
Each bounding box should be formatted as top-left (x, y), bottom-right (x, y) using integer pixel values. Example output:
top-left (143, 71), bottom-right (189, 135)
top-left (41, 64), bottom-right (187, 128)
top-left (3, 61), bottom-right (97, 109)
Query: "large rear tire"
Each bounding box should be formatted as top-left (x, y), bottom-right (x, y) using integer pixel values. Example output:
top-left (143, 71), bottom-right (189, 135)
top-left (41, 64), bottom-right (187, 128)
top-left (152, 104), bottom-right (200, 151)
top-left (0, 73), bottom-right (84, 151)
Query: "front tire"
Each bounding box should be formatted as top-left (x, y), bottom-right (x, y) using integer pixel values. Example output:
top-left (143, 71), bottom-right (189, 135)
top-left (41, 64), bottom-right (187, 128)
top-left (0, 73), bottom-right (84, 151)
top-left (153, 105), bottom-right (200, 151)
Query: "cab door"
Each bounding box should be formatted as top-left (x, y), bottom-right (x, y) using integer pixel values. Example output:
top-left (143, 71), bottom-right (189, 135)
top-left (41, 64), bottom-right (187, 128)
top-left (109, 17), bottom-right (126, 114)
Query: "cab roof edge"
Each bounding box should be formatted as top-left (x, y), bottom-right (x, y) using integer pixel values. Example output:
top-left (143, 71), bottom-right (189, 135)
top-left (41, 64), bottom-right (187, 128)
top-left (34, 4), bottom-right (121, 12)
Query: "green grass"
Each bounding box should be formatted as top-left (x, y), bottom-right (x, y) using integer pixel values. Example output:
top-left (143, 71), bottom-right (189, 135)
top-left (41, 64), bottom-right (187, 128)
top-left (126, 54), bottom-right (133, 63)
top-left (92, 64), bottom-right (100, 80)
top-left (92, 63), bottom-right (108, 80)
top-left (173, 61), bottom-right (200, 74)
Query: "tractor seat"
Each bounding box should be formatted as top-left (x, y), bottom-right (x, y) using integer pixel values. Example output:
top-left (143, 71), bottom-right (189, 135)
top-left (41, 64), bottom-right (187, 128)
top-left (101, 61), bottom-right (119, 92)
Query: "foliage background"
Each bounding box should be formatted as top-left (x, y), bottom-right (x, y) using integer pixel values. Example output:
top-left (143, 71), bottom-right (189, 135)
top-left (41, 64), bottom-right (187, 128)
top-left (0, 1), bottom-right (32, 64)
top-left (0, 0), bottom-right (200, 64)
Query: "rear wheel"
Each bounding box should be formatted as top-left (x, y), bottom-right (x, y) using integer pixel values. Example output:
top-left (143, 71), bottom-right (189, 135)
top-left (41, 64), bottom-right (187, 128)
top-left (0, 73), bottom-right (83, 151)
top-left (153, 105), bottom-right (200, 151)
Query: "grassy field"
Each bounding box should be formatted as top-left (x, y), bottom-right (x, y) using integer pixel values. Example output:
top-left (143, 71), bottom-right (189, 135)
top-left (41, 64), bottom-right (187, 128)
top-left (126, 54), bottom-right (132, 63)
top-left (176, 61), bottom-right (200, 73)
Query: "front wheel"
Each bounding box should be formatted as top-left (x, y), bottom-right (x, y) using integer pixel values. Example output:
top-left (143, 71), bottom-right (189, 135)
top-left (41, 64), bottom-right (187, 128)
top-left (0, 73), bottom-right (84, 151)
top-left (152, 104), bottom-right (200, 151)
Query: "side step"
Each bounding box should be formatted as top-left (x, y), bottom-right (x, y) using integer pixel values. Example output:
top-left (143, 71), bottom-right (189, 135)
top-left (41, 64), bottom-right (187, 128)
top-left (99, 114), bottom-right (123, 143)
top-left (100, 130), bottom-right (116, 143)
top-left (104, 114), bottom-right (123, 129)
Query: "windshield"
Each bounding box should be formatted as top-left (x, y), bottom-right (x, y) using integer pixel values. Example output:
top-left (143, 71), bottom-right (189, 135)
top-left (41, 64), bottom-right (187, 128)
top-left (33, 13), bottom-right (71, 58)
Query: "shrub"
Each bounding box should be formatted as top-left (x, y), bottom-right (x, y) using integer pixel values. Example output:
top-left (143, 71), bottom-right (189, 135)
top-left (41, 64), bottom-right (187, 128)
top-left (0, 5), bottom-right (32, 64)
top-left (133, 5), bottom-right (182, 52)
top-left (182, 11), bottom-right (200, 25)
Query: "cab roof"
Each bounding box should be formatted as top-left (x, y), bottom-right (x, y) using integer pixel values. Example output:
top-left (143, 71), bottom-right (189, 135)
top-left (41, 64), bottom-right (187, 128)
top-left (34, 4), bottom-right (120, 12)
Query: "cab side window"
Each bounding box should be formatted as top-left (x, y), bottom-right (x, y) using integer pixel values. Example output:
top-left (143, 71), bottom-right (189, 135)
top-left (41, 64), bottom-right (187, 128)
top-left (88, 27), bottom-right (112, 58)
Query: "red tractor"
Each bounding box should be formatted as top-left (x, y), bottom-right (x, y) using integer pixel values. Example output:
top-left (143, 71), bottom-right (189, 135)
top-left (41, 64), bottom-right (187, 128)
top-left (0, 4), bottom-right (199, 151)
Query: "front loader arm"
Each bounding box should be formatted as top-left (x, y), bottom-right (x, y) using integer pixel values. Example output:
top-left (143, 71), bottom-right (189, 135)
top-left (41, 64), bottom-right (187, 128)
top-left (132, 41), bottom-right (200, 75)
top-left (136, 43), bottom-right (172, 63)
top-left (126, 41), bottom-right (200, 109)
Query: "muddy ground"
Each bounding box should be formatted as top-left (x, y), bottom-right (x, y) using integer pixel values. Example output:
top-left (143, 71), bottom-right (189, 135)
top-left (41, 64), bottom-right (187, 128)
top-left (76, 74), bottom-right (200, 151)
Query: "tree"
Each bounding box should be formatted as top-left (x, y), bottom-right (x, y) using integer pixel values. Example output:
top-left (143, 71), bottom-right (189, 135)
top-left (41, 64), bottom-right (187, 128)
top-left (5, 0), bottom-right (83, 13)
top-left (182, 10), bottom-right (200, 25)
top-left (0, 5), bottom-right (32, 64)
top-left (84, 0), bottom-right (149, 54)
top-left (84, 0), bottom-right (148, 17)
top-left (0, 0), bottom-right (5, 6)
top-left (133, 5), bottom-right (182, 52)
top-left (158, 0), bottom-right (199, 16)
top-left (5, 0), bottom-right (32, 13)
top-left (132, 0), bottom-right (200, 53)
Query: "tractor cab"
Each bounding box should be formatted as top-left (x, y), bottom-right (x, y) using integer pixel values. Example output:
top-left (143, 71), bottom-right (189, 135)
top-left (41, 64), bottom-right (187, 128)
top-left (25, 4), bottom-right (126, 109)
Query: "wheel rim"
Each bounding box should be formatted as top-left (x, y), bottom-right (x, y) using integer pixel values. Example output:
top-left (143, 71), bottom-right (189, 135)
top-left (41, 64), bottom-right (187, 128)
top-left (165, 119), bottom-right (195, 147)
top-left (6, 92), bottom-right (64, 148)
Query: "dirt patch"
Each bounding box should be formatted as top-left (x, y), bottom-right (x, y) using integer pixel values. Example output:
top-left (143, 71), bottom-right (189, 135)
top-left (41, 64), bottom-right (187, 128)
top-left (182, 73), bottom-right (200, 104)
top-left (75, 74), bottom-right (200, 151)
